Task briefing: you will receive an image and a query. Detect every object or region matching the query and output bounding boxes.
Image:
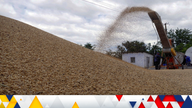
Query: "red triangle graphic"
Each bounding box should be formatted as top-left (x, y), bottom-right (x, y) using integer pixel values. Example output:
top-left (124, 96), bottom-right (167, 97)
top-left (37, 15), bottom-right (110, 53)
top-left (155, 96), bottom-right (165, 108)
top-left (163, 95), bottom-right (176, 102)
top-left (147, 95), bottom-right (154, 102)
top-left (116, 95), bottom-right (123, 101)
top-left (166, 102), bottom-right (173, 108)
top-left (178, 102), bottom-right (184, 107)
top-left (139, 102), bottom-right (145, 108)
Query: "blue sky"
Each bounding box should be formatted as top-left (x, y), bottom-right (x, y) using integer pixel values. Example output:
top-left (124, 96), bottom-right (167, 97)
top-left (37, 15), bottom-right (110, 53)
top-left (0, 0), bottom-right (192, 49)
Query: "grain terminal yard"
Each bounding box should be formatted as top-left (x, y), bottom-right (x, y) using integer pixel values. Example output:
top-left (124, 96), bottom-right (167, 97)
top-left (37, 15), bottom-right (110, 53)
top-left (0, 15), bottom-right (192, 95)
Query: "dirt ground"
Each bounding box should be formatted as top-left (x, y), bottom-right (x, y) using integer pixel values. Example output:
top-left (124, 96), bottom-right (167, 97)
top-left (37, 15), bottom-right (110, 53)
top-left (1, 15), bottom-right (192, 95)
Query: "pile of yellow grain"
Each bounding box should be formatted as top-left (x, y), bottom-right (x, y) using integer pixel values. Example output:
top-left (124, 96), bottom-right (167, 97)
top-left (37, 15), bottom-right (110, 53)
top-left (0, 15), bottom-right (191, 94)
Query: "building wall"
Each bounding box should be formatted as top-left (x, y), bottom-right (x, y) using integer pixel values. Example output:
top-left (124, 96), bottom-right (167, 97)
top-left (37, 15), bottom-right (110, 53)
top-left (122, 53), bottom-right (144, 67)
top-left (143, 53), bottom-right (153, 68)
top-left (122, 53), bottom-right (153, 68)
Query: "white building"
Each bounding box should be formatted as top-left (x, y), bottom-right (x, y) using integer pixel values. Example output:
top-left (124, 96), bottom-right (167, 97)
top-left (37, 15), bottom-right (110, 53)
top-left (122, 52), bottom-right (153, 68)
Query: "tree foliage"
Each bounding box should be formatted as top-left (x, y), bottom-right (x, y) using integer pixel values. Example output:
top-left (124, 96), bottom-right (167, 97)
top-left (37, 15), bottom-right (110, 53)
top-left (121, 41), bottom-right (147, 53)
top-left (106, 28), bottom-right (192, 59)
top-left (106, 40), bottom-right (163, 59)
top-left (106, 41), bottom-right (159, 59)
top-left (167, 28), bottom-right (192, 53)
top-left (106, 49), bottom-right (122, 58)
top-left (84, 43), bottom-right (95, 50)
top-left (148, 44), bottom-right (162, 55)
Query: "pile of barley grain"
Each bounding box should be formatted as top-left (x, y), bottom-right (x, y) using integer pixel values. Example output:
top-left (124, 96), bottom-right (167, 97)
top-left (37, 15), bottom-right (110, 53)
top-left (0, 15), bottom-right (191, 95)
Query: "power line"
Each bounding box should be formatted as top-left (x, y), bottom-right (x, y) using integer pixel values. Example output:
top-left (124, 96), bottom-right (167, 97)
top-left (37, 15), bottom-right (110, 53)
top-left (80, 0), bottom-right (151, 21)
top-left (151, 22), bottom-right (160, 44)
top-left (81, 0), bottom-right (155, 40)
top-left (81, 0), bottom-right (120, 12)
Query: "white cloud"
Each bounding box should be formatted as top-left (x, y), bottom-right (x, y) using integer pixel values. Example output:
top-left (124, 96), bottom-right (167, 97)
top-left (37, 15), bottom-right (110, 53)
top-left (25, 10), bottom-right (59, 22)
top-left (0, 0), bottom-right (192, 47)
top-left (0, 3), bottom-right (16, 17)
top-left (30, 0), bottom-right (46, 4)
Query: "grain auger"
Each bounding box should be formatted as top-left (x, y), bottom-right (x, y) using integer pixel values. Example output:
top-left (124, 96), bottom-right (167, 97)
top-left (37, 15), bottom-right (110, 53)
top-left (148, 11), bottom-right (184, 69)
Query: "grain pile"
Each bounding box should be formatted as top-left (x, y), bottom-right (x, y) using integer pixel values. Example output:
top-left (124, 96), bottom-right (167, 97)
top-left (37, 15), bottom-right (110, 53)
top-left (1, 15), bottom-right (192, 95)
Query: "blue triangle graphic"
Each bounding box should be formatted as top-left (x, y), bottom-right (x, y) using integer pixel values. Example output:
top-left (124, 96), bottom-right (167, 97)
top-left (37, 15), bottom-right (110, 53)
top-left (174, 95), bottom-right (184, 102)
top-left (181, 96), bottom-right (192, 108)
top-left (6, 95), bottom-right (13, 101)
top-left (14, 102), bottom-right (21, 108)
top-left (129, 101), bottom-right (136, 108)
top-left (159, 95), bottom-right (165, 101)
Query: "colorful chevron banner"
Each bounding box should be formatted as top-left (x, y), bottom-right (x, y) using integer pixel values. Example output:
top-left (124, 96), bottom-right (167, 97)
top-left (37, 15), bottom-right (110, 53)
top-left (0, 95), bottom-right (192, 108)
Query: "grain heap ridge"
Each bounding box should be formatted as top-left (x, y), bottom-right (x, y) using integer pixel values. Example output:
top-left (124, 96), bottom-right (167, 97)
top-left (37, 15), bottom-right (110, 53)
top-left (0, 15), bottom-right (190, 94)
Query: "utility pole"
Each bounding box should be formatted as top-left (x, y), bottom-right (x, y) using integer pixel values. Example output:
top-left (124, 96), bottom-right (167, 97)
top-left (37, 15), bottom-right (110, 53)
top-left (164, 23), bottom-right (169, 34)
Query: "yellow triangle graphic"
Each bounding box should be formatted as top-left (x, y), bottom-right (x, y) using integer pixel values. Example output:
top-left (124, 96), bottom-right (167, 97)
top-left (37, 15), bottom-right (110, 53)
top-left (7, 102), bottom-right (17, 108)
top-left (72, 102), bottom-right (79, 108)
top-left (0, 95), bottom-right (9, 102)
top-left (29, 96), bottom-right (43, 108)
top-left (10, 96), bottom-right (17, 102)
top-left (0, 103), bottom-right (5, 108)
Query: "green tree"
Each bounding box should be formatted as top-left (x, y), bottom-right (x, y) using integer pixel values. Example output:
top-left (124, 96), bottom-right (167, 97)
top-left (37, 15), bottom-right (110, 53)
top-left (106, 41), bottom-right (148, 59)
top-left (167, 28), bottom-right (192, 53)
top-left (84, 43), bottom-right (95, 50)
top-left (106, 49), bottom-right (122, 58)
top-left (121, 41), bottom-right (147, 53)
top-left (146, 43), bottom-right (151, 51)
top-left (148, 44), bottom-right (162, 55)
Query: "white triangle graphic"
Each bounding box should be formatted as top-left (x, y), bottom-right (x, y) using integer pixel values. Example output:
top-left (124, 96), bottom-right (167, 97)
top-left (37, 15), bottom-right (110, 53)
top-left (112, 101), bottom-right (118, 107)
top-left (37, 96), bottom-right (56, 108)
top-left (189, 95), bottom-right (192, 101)
top-left (101, 97), bottom-right (114, 108)
top-left (22, 96), bottom-right (28, 101)
top-left (181, 95), bottom-right (188, 101)
top-left (108, 95), bottom-right (115, 101)
top-left (150, 102), bottom-right (158, 108)
top-left (144, 102), bottom-right (153, 108)
top-left (18, 97), bottom-right (33, 108)
top-left (3, 102), bottom-right (9, 107)
top-left (30, 96), bottom-right (36, 101)
top-left (111, 96), bottom-right (119, 107)
top-left (163, 102), bottom-right (169, 107)
top-left (45, 104), bottom-right (50, 108)
top-left (95, 96), bottom-right (107, 107)
top-left (121, 96), bottom-right (126, 101)
top-left (112, 96), bottom-right (118, 101)
top-left (15, 95), bottom-right (28, 102)
top-left (171, 102), bottom-right (180, 108)
top-left (116, 101), bottom-right (131, 108)
top-left (50, 97), bottom-right (64, 108)
top-left (151, 95), bottom-right (157, 101)
top-left (14, 96), bottom-right (23, 102)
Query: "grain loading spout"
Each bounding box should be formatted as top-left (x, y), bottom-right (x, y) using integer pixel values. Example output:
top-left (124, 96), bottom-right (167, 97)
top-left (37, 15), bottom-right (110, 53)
top-left (148, 11), bottom-right (183, 69)
top-left (148, 11), bottom-right (171, 49)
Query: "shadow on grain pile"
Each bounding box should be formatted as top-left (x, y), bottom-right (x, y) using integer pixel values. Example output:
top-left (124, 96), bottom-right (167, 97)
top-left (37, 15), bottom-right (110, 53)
top-left (0, 15), bottom-right (190, 95)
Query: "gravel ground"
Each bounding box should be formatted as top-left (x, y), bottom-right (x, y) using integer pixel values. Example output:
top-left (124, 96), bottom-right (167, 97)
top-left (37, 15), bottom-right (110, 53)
top-left (1, 15), bottom-right (192, 95)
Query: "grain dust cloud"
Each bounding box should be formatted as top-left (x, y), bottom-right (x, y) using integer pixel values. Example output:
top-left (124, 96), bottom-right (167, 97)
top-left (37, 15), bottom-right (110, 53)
top-left (95, 7), bottom-right (153, 52)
